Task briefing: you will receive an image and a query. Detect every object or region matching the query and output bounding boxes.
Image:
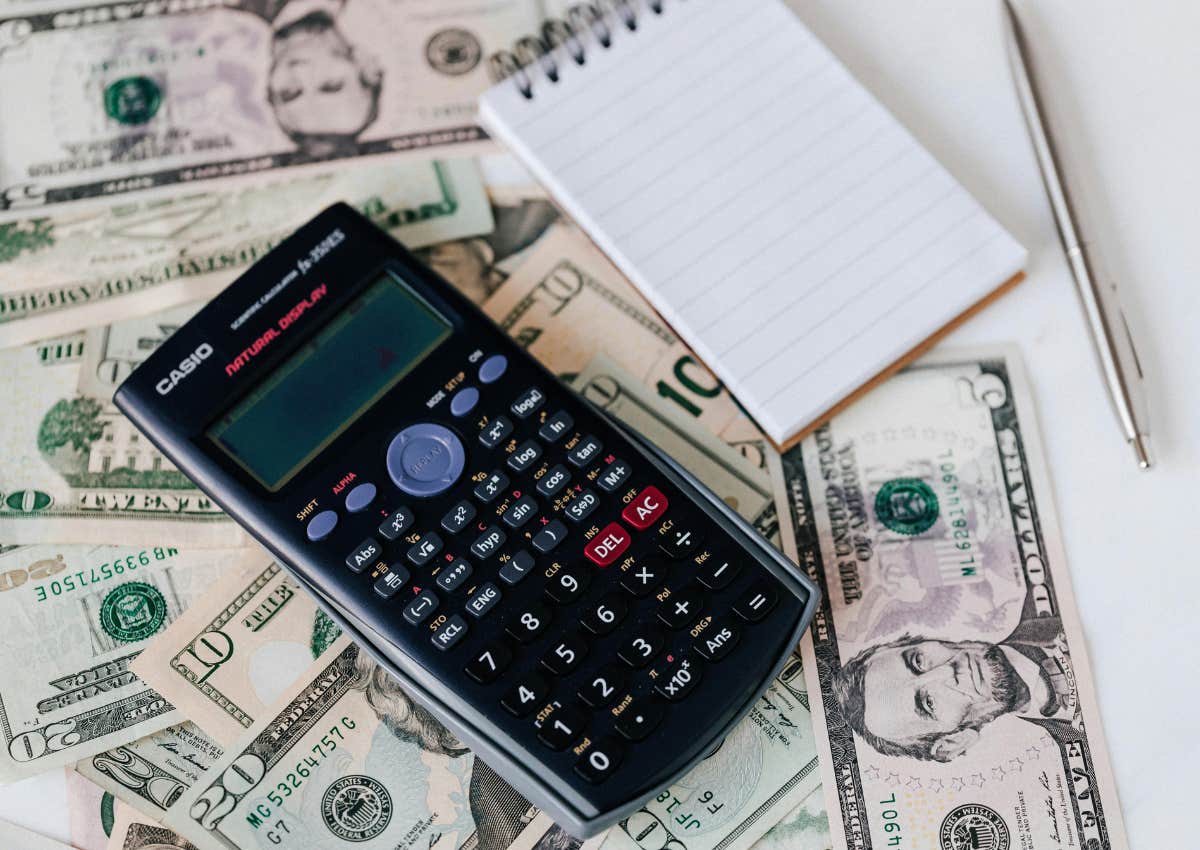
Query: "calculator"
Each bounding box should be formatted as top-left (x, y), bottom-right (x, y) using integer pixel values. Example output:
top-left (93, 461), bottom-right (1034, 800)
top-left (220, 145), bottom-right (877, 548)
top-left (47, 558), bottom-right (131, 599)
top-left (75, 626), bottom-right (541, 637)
top-left (115, 204), bottom-right (819, 837)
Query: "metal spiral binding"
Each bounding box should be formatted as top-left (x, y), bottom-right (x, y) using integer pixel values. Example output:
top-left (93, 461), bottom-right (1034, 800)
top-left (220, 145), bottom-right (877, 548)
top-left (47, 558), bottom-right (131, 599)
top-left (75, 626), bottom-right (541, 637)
top-left (488, 0), bottom-right (672, 99)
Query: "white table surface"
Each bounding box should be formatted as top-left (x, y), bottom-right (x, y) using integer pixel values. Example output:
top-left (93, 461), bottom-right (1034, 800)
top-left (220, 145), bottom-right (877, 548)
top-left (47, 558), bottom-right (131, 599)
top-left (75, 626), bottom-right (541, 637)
top-left (1, 1), bottom-right (1195, 846)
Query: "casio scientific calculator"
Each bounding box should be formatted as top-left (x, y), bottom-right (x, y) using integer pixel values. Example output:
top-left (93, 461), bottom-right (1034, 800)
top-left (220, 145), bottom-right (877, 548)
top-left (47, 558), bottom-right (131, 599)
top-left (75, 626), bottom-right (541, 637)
top-left (115, 204), bottom-right (819, 837)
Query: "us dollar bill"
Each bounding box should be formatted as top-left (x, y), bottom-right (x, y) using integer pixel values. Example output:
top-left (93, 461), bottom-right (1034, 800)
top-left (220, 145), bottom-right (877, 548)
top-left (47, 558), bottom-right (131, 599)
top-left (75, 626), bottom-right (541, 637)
top-left (750, 787), bottom-right (832, 850)
top-left (0, 0), bottom-right (546, 217)
top-left (481, 225), bottom-right (771, 468)
top-left (0, 544), bottom-right (236, 781)
top-left (768, 348), bottom-right (1129, 850)
top-left (170, 636), bottom-right (546, 850)
top-left (67, 767), bottom-right (114, 850)
top-left (573, 354), bottom-right (777, 542)
top-left (132, 555), bottom-right (340, 746)
top-left (598, 658), bottom-right (820, 850)
top-left (0, 330), bottom-right (242, 546)
top-left (0, 159), bottom-right (493, 347)
top-left (76, 722), bottom-right (225, 824)
top-left (105, 799), bottom-right (199, 850)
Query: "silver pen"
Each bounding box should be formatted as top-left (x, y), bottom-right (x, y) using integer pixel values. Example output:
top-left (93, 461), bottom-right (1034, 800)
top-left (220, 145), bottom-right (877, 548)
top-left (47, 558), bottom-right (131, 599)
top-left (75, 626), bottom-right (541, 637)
top-left (1001, 0), bottom-right (1154, 469)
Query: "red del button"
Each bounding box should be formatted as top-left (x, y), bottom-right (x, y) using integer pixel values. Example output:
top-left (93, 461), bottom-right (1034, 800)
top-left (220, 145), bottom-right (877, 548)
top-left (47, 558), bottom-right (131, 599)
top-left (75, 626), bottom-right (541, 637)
top-left (584, 522), bottom-right (631, 567)
top-left (621, 486), bottom-right (668, 530)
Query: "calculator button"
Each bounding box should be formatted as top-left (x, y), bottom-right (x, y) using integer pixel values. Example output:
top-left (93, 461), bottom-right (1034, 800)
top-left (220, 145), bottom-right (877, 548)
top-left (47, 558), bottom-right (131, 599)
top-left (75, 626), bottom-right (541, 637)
top-left (403, 589), bottom-right (439, 625)
top-left (564, 489), bottom-right (600, 524)
top-left (373, 565), bottom-right (409, 600)
top-left (465, 641), bottom-right (512, 684)
top-left (658, 524), bottom-right (703, 559)
top-left (620, 558), bottom-right (667, 597)
top-left (656, 655), bottom-right (702, 701)
top-left (377, 507), bottom-right (414, 541)
top-left (541, 634), bottom-right (588, 676)
top-left (506, 604), bottom-right (551, 643)
top-left (478, 354), bottom-right (508, 384)
top-left (532, 520), bottom-right (568, 554)
top-left (536, 464), bottom-right (571, 497)
top-left (470, 525), bottom-right (507, 559)
top-left (450, 386), bottom-right (480, 417)
top-left (617, 628), bottom-right (664, 669)
top-left (538, 410), bottom-right (574, 443)
top-left (432, 615), bottom-right (468, 651)
top-left (567, 435), bottom-right (603, 468)
top-left (474, 471), bottom-right (510, 503)
top-left (694, 622), bottom-right (740, 662)
top-left (578, 664), bottom-right (625, 708)
top-left (465, 582), bottom-right (502, 619)
top-left (584, 522), bottom-right (631, 567)
top-left (544, 566), bottom-right (590, 604)
top-left (575, 738), bottom-right (624, 783)
top-left (502, 495), bottom-right (538, 529)
top-left (406, 532), bottom-right (443, 567)
top-left (387, 423), bottom-right (466, 498)
top-left (499, 550), bottom-right (535, 586)
top-left (306, 510), bottom-right (338, 542)
top-left (697, 558), bottom-right (741, 590)
top-left (734, 584), bottom-right (778, 622)
top-left (581, 594), bottom-right (628, 636)
top-left (501, 673), bottom-right (548, 717)
top-left (346, 538), bottom-right (382, 574)
top-left (436, 558), bottom-right (473, 593)
top-left (344, 483), bottom-right (376, 513)
top-left (614, 699), bottom-right (665, 742)
top-left (479, 416), bottom-right (513, 449)
top-left (507, 439), bottom-right (542, 472)
top-left (538, 706), bottom-right (586, 750)
top-left (621, 486), bottom-right (668, 530)
top-left (597, 459), bottom-right (631, 492)
top-left (511, 387), bottom-right (545, 419)
top-left (440, 500), bottom-right (477, 534)
top-left (658, 587), bottom-right (704, 630)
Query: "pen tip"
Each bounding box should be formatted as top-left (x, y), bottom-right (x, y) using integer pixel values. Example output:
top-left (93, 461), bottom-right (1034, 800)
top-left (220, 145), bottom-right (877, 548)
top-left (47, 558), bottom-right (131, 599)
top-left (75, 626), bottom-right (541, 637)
top-left (1132, 434), bottom-right (1153, 470)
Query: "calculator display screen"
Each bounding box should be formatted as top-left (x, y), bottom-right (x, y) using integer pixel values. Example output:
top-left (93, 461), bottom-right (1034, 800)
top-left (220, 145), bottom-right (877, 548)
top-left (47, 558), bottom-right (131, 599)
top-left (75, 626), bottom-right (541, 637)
top-left (208, 272), bottom-right (451, 491)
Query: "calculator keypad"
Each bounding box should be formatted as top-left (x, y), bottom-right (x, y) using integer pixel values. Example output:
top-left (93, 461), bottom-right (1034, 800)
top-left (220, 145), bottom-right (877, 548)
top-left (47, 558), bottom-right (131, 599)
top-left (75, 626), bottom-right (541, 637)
top-left (312, 350), bottom-right (803, 803)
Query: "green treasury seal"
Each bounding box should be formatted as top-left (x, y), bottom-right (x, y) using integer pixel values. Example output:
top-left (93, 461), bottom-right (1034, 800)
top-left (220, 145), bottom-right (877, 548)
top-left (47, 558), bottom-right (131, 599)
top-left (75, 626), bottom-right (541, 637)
top-left (99, 581), bottom-right (167, 642)
top-left (103, 76), bottom-right (162, 126)
top-left (322, 775), bottom-right (393, 841)
top-left (874, 477), bottom-right (939, 536)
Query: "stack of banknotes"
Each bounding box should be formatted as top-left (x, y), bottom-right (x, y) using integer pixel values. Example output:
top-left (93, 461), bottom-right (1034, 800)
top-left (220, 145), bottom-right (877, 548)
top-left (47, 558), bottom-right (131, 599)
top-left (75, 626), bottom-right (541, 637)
top-left (0, 2), bottom-right (1128, 849)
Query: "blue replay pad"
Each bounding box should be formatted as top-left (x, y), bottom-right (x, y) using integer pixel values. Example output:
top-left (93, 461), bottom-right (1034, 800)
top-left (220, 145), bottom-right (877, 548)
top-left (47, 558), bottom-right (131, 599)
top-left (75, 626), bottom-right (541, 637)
top-left (113, 204), bottom-right (819, 838)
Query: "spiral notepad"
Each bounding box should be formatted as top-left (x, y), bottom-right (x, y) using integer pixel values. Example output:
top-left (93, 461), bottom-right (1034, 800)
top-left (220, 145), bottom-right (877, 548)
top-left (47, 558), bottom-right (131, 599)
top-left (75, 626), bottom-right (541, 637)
top-left (480, 0), bottom-right (1027, 448)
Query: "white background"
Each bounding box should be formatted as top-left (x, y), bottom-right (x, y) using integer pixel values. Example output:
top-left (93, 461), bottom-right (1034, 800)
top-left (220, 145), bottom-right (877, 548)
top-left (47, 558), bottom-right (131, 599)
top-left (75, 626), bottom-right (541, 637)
top-left (1, 0), bottom-right (1196, 846)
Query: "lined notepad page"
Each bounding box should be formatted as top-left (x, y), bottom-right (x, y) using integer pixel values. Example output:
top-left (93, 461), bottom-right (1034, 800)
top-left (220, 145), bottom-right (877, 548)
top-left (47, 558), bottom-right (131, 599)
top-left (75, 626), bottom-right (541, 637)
top-left (480, 0), bottom-right (1026, 445)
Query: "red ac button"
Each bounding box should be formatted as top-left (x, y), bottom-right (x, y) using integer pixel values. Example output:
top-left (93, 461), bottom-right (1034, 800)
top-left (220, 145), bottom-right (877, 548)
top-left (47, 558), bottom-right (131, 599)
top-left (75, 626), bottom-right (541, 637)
top-left (621, 486), bottom-right (669, 530)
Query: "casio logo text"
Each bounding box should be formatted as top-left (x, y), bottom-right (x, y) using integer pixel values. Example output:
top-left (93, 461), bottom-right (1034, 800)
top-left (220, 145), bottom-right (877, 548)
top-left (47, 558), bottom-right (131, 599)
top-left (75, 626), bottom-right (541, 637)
top-left (156, 343), bottom-right (214, 395)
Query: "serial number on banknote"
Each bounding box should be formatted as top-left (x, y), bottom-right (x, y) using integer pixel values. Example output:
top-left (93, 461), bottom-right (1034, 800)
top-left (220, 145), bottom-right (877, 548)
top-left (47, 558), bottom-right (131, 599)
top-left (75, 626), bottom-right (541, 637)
top-left (0, 546), bottom-right (181, 600)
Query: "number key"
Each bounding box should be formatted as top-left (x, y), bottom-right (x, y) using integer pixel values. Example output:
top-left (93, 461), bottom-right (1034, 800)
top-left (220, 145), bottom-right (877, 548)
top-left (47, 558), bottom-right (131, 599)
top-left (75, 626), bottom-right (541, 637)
top-left (464, 640), bottom-right (512, 684)
top-left (578, 664), bottom-right (625, 708)
top-left (544, 566), bottom-right (590, 604)
top-left (541, 634), bottom-right (588, 676)
top-left (506, 604), bottom-right (550, 643)
top-left (575, 738), bottom-right (624, 783)
top-left (581, 594), bottom-right (628, 636)
top-left (501, 672), bottom-right (549, 717)
top-left (538, 706), bottom-right (587, 750)
top-left (617, 628), bottom-right (664, 669)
